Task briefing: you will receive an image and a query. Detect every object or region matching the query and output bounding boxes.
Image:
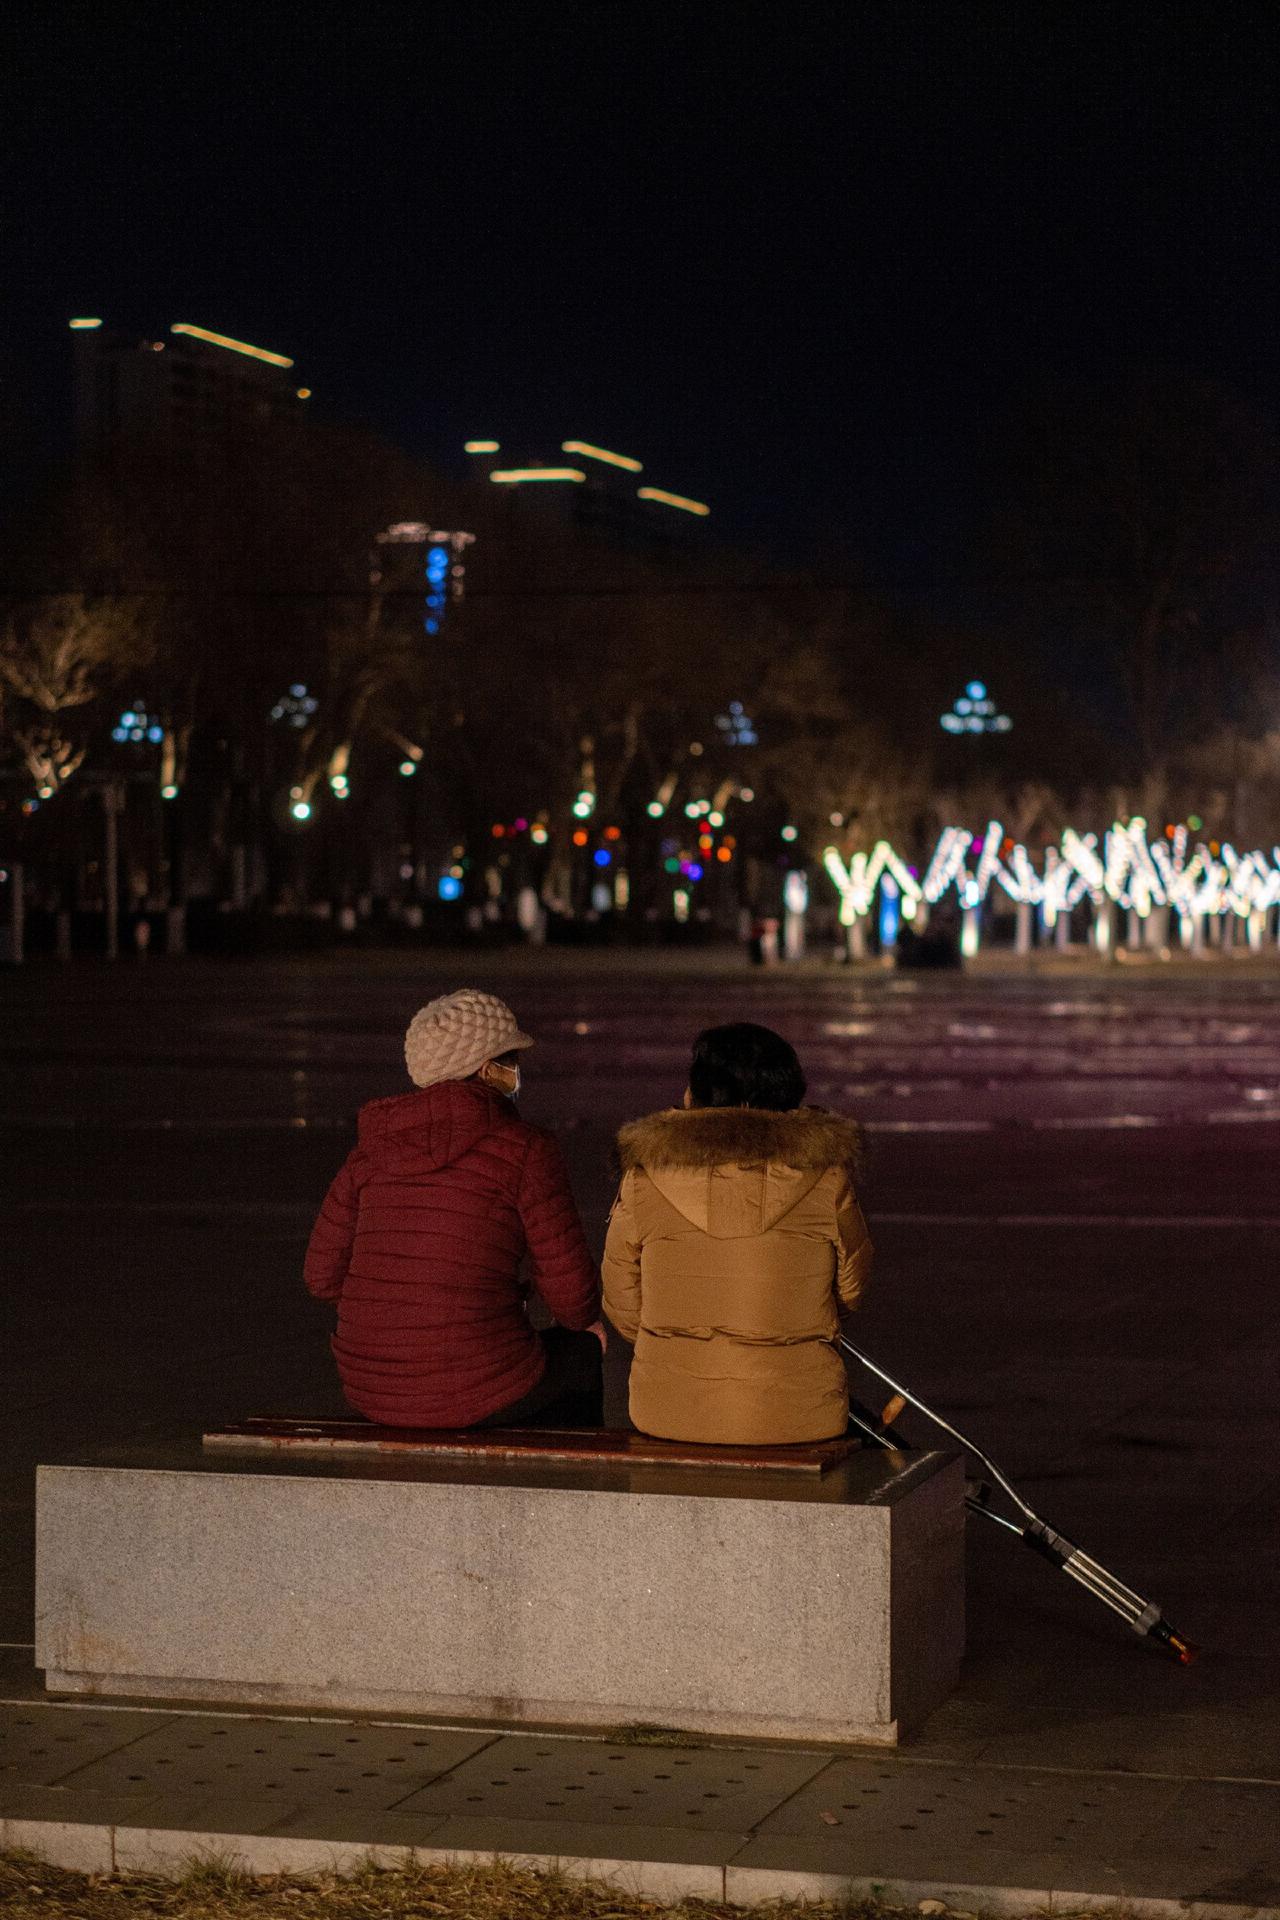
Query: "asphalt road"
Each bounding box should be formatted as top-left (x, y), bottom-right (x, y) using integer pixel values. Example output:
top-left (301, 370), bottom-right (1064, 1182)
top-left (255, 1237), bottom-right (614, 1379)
top-left (3, 949), bottom-right (1279, 1773)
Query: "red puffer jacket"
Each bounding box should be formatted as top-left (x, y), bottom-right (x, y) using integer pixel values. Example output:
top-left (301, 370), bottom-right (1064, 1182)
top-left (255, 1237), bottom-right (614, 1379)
top-left (304, 1079), bottom-right (600, 1426)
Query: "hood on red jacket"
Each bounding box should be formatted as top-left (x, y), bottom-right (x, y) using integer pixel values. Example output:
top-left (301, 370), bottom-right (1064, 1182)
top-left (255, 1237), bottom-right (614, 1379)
top-left (356, 1078), bottom-right (514, 1178)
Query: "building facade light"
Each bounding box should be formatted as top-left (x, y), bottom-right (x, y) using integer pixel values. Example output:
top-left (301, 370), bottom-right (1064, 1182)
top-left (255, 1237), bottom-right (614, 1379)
top-left (464, 439), bottom-right (501, 453)
top-left (170, 323), bottom-right (294, 368)
top-left (489, 467), bottom-right (586, 484)
top-left (68, 317), bottom-right (103, 330)
top-left (637, 486), bottom-right (710, 516)
top-left (377, 523), bottom-right (431, 543)
top-left (561, 440), bottom-right (643, 472)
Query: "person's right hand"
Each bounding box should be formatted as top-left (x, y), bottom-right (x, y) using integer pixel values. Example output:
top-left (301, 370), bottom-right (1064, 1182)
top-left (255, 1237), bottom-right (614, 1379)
top-left (587, 1319), bottom-right (608, 1353)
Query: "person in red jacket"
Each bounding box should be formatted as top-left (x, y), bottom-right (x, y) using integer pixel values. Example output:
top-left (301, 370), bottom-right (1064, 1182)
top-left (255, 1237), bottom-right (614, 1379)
top-left (304, 989), bottom-right (604, 1428)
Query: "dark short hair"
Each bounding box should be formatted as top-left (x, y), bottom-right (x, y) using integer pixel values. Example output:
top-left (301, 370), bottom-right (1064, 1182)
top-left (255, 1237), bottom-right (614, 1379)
top-left (688, 1023), bottom-right (807, 1112)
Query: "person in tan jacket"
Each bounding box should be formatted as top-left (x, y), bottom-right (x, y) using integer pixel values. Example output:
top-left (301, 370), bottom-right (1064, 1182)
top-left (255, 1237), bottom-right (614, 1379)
top-left (603, 1022), bottom-right (871, 1445)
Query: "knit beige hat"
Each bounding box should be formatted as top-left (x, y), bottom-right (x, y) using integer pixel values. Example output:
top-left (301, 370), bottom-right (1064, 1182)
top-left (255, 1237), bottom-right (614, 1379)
top-left (404, 989), bottom-right (534, 1089)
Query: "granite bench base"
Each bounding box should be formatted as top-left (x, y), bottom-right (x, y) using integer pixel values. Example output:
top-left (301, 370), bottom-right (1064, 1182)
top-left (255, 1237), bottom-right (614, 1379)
top-left (35, 1438), bottom-right (965, 1745)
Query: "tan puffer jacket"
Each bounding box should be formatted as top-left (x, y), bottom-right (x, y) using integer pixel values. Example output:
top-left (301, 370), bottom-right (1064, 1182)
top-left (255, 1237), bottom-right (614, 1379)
top-left (602, 1106), bottom-right (871, 1445)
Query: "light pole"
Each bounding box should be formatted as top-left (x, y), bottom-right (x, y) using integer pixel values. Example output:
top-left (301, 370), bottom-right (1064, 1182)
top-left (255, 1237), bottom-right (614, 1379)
top-left (1, 863), bottom-right (23, 966)
top-left (938, 680), bottom-right (1013, 957)
top-left (102, 782), bottom-right (120, 961)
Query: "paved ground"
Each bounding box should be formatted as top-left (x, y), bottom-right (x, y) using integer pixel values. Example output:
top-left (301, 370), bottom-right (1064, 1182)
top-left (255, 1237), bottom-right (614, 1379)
top-left (3, 1694), bottom-right (1279, 1907)
top-left (3, 949), bottom-right (1280, 1903)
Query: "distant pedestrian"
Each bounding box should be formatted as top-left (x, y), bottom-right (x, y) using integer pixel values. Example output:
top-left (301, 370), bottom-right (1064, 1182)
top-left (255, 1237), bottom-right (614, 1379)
top-left (305, 989), bottom-right (604, 1428)
top-left (603, 1022), bottom-right (870, 1444)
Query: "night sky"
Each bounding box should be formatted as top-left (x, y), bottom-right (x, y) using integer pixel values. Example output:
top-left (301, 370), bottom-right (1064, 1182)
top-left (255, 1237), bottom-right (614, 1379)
top-left (5, 4), bottom-right (1278, 586)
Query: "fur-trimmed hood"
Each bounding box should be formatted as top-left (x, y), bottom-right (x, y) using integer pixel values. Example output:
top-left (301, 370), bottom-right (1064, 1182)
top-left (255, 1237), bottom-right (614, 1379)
top-left (616, 1106), bottom-right (864, 1237)
top-left (618, 1105), bottom-right (863, 1175)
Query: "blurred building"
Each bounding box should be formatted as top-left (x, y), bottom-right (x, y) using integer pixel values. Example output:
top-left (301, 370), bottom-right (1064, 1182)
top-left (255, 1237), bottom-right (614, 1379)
top-left (461, 437), bottom-right (710, 551)
top-left (68, 318), bottom-right (307, 456)
top-left (372, 523), bottom-right (476, 637)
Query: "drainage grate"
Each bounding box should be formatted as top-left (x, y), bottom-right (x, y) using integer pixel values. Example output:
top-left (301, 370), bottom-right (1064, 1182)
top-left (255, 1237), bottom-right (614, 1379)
top-left (391, 1734), bottom-right (827, 1828)
top-left (54, 1714), bottom-right (494, 1809)
top-left (0, 1706), bottom-right (170, 1788)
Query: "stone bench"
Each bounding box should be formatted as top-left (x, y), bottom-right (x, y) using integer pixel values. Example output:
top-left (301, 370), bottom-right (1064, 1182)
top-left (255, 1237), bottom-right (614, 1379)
top-left (36, 1424), bottom-right (964, 1746)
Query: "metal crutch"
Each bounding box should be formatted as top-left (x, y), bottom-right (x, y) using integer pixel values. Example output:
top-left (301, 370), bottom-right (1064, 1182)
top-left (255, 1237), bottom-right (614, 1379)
top-left (840, 1336), bottom-right (1200, 1665)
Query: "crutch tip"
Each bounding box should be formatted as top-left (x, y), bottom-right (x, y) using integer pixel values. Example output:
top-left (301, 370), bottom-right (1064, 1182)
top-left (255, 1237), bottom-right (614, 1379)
top-left (1148, 1617), bottom-right (1201, 1664)
top-left (1163, 1624), bottom-right (1201, 1665)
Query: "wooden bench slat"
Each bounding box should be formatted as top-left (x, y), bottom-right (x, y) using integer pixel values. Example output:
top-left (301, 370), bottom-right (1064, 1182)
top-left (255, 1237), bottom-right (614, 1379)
top-left (202, 1418), bottom-right (863, 1474)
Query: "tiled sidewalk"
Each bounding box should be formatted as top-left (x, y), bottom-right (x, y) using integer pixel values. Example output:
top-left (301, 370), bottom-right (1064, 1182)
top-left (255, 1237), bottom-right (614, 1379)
top-left (4, 1696), bottom-right (1280, 1913)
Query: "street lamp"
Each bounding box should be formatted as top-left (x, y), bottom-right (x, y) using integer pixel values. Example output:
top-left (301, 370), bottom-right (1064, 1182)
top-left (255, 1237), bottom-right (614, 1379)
top-left (940, 679), bottom-right (1012, 734)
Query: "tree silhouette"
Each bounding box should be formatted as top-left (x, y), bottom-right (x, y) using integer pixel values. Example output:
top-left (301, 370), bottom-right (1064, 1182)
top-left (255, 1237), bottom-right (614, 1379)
top-left (0, 592), bottom-right (153, 797)
top-left (989, 372), bottom-right (1277, 776)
